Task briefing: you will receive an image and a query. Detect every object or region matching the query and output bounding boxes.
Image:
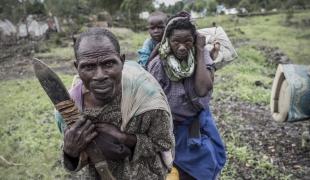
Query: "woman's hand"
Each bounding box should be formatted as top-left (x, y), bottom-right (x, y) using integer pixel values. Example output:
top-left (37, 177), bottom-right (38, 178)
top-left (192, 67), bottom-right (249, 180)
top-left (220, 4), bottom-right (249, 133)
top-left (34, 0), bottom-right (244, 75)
top-left (63, 118), bottom-right (97, 158)
top-left (194, 32), bottom-right (213, 97)
top-left (195, 32), bottom-right (206, 51)
top-left (210, 41), bottom-right (220, 60)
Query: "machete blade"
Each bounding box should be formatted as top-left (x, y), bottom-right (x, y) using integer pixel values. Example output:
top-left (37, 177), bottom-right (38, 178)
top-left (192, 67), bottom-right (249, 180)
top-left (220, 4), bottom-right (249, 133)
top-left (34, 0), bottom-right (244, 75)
top-left (32, 58), bottom-right (70, 105)
top-left (33, 59), bottom-right (115, 180)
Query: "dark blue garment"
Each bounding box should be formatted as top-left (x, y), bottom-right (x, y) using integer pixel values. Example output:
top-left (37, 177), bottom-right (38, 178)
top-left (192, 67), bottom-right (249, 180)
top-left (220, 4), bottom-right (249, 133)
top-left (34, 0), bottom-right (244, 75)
top-left (173, 107), bottom-right (226, 180)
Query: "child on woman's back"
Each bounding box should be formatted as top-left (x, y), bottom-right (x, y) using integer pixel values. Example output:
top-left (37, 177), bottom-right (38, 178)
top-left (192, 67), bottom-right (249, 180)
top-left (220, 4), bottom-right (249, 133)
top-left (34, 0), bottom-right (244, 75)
top-left (138, 11), bottom-right (167, 67)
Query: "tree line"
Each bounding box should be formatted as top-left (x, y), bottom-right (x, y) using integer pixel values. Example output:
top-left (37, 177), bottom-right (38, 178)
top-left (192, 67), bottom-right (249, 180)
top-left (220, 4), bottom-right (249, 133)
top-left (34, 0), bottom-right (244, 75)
top-left (159, 0), bottom-right (309, 15)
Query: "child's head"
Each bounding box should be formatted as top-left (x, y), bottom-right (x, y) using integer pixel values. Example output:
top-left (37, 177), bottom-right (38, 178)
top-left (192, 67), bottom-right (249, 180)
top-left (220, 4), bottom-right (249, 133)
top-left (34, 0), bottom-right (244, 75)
top-left (147, 11), bottom-right (167, 42)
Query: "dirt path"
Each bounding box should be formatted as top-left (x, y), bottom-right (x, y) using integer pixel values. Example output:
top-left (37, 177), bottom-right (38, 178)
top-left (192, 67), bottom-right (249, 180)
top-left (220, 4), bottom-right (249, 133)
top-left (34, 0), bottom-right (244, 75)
top-left (0, 41), bottom-right (76, 80)
top-left (212, 99), bottom-right (310, 179)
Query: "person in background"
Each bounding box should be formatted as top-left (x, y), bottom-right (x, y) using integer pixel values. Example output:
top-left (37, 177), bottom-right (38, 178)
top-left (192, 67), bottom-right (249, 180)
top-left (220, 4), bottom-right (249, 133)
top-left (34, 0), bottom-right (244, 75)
top-left (147, 12), bottom-right (226, 180)
top-left (138, 11), bottom-right (167, 68)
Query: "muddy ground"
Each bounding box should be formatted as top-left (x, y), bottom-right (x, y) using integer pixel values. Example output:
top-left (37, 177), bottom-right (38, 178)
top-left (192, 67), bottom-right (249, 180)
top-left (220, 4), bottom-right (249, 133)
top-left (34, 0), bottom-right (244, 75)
top-left (1, 40), bottom-right (309, 179)
top-left (212, 99), bottom-right (310, 179)
top-left (0, 41), bottom-right (76, 80)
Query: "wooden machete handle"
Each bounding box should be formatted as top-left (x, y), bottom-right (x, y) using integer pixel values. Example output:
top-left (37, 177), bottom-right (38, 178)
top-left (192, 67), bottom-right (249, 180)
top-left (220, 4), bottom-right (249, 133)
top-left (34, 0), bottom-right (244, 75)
top-left (55, 99), bottom-right (115, 180)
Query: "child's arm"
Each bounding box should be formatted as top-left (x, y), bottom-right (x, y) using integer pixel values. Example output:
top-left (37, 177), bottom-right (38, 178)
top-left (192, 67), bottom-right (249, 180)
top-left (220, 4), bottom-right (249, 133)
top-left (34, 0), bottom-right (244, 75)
top-left (138, 39), bottom-right (153, 66)
top-left (146, 43), bottom-right (160, 67)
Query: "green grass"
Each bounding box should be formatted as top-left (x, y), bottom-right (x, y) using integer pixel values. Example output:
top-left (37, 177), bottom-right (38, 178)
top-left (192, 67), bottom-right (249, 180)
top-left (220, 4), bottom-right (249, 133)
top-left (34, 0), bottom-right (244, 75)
top-left (218, 112), bottom-right (292, 180)
top-left (0, 49), bottom-right (282, 179)
top-left (111, 27), bottom-right (148, 60)
top-left (2, 11), bottom-right (310, 179)
top-left (213, 46), bottom-right (275, 104)
top-left (0, 74), bottom-right (286, 179)
top-left (36, 11), bottom-right (310, 64)
top-left (0, 75), bottom-right (73, 179)
top-left (36, 47), bottom-right (74, 61)
top-left (196, 11), bottom-right (310, 65)
top-left (221, 141), bottom-right (292, 180)
top-left (35, 27), bottom-right (148, 62)
top-left (200, 11), bottom-right (310, 104)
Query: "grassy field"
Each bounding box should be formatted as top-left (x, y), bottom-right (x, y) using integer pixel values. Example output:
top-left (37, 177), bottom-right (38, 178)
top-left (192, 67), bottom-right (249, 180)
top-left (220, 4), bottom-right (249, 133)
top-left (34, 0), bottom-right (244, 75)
top-left (0, 76), bottom-right (73, 179)
top-left (213, 46), bottom-right (276, 104)
top-left (1, 11), bottom-right (309, 179)
top-left (196, 11), bottom-right (310, 65)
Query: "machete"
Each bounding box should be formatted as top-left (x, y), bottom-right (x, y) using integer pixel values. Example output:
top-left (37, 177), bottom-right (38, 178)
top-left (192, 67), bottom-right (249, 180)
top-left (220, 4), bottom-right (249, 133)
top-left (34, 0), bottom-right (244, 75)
top-left (32, 58), bottom-right (115, 180)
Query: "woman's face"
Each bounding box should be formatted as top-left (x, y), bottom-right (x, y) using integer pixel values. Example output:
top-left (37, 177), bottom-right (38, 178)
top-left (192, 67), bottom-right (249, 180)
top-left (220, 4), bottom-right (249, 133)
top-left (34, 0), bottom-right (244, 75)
top-left (75, 36), bottom-right (124, 102)
top-left (169, 29), bottom-right (194, 61)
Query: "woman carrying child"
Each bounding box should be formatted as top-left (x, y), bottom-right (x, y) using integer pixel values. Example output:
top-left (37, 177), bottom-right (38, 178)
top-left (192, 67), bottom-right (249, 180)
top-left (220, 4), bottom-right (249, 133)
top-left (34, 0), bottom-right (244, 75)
top-left (147, 12), bottom-right (226, 180)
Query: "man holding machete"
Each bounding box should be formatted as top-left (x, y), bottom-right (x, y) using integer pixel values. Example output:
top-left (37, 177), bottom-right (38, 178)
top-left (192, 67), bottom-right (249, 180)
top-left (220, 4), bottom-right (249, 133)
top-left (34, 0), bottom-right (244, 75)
top-left (53, 27), bottom-right (174, 179)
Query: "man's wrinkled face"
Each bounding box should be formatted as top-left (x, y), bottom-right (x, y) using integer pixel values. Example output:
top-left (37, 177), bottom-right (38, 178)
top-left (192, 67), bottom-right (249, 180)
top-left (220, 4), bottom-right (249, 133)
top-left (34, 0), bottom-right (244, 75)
top-left (148, 15), bottom-right (165, 42)
top-left (169, 29), bottom-right (194, 61)
top-left (76, 36), bottom-right (124, 101)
